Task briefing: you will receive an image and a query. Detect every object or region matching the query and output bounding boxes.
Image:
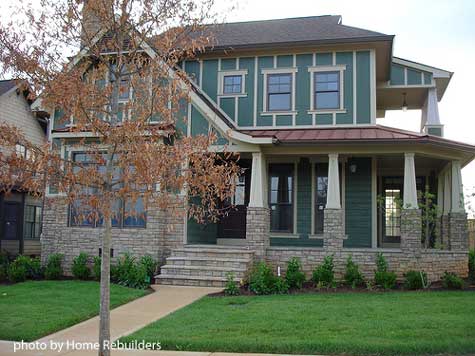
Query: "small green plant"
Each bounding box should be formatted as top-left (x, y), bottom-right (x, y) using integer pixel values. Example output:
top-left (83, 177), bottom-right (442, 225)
top-left (224, 272), bottom-right (240, 296)
top-left (285, 257), bottom-right (306, 289)
top-left (7, 257), bottom-right (28, 283)
top-left (112, 253), bottom-right (149, 289)
top-left (72, 252), bottom-right (90, 280)
top-left (469, 249), bottom-right (475, 282)
top-left (273, 277), bottom-right (289, 294)
top-left (442, 271), bottom-right (464, 290)
top-left (312, 255), bottom-right (334, 287)
top-left (44, 253), bottom-right (63, 280)
top-left (249, 261), bottom-right (277, 295)
top-left (344, 255), bottom-right (365, 288)
top-left (92, 256), bottom-right (101, 281)
top-left (366, 279), bottom-right (374, 291)
top-left (374, 253), bottom-right (397, 289)
top-left (404, 270), bottom-right (428, 290)
top-left (140, 255), bottom-right (158, 283)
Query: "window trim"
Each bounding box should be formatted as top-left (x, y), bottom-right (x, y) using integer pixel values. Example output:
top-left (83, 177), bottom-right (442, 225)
top-left (261, 68), bottom-right (297, 115)
top-left (217, 70), bottom-right (247, 97)
top-left (308, 65), bottom-right (346, 114)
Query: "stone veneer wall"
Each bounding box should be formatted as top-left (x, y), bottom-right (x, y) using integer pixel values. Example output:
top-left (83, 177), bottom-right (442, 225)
top-left (41, 196), bottom-right (185, 274)
top-left (246, 207), bottom-right (270, 259)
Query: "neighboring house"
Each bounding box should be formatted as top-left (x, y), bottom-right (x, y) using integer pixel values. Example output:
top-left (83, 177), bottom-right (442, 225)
top-left (0, 80), bottom-right (47, 256)
top-left (42, 15), bottom-right (474, 285)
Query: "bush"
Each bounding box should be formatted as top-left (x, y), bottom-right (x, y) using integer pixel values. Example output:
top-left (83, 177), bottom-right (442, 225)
top-left (404, 270), bottom-right (428, 290)
top-left (7, 257), bottom-right (28, 283)
top-left (0, 264), bottom-right (7, 282)
top-left (344, 255), bottom-right (365, 288)
top-left (27, 257), bottom-right (43, 279)
top-left (139, 255), bottom-right (158, 283)
top-left (442, 271), bottom-right (464, 289)
top-left (44, 253), bottom-right (63, 280)
top-left (92, 256), bottom-right (101, 281)
top-left (113, 253), bottom-right (149, 289)
top-left (374, 253), bottom-right (397, 289)
top-left (469, 249), bottom-right (475, 282)
top-left (72, 252), bottom-right (90, 280)
top-left (285, 257), bottom-right (305, 289)
top-left (224, 272), bottom-right (240, 296)
top-left (273, 277), bottom-right (289, 294)
top-left (249, 261), bottom-right (278, 295)
top-left (0, 250), bottom-right (9, 282)
top-left (312, 255), bottom-right (334, 287)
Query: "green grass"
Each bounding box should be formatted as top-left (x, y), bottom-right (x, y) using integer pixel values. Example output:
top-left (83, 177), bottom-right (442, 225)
top-left (122, 291), bottom-right (475, 355)
top-left (0, 280), bottom-right (147, 341)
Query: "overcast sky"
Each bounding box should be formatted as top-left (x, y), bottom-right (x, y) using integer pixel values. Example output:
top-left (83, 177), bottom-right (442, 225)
top-left (1, 0), bottom-right (474, 209)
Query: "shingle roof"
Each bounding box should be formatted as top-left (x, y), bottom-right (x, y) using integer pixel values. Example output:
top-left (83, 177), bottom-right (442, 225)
top-left (0, 79), bottom-right (17, 96)
top-left (200, 15), bottom-right (391, 50)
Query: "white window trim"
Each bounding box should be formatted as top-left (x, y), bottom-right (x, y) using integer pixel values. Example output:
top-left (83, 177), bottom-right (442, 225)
top-left (217, 70), bottom-right (248, 97)
top-left (261, 68), bottom-right (298, 114)
top-left (308, 64), bottom-right (346, 113)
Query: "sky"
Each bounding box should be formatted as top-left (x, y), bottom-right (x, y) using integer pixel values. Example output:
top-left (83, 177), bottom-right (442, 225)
top-left (1, 0), bottom-right (474, 208)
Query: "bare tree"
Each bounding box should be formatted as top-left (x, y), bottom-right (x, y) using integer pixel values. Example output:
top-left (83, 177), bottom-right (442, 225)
top-left (0, 1), bottom-right (238, 355)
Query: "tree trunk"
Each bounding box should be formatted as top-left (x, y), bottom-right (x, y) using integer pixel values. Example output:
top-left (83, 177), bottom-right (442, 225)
top-left (99, 207), bottom-right (112, 356)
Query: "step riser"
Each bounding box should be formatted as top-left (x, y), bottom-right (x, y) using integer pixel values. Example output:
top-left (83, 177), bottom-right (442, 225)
top-left (160, 268), bottom-right (247, 279)
top-left (171, 251), bottom-right (254, 259)
top-left (156, 277), bottom-right (227, 287)
top-left (166, 259), bottom-right (250, 269)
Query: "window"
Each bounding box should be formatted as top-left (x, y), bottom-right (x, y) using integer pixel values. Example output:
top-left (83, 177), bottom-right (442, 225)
top-left (69, 152), bottom-right (146, 228)
top-left (232, 175), bottom-right (246, 206)
top-left (24, 205), bottom-right (42, 239)
top-left (314, 163), bottom-right (328, 235)
top-left (223, 75), bottom-right (242, 94)
top-left (269, 164), bottom-right (294, 233)
top-left (15, 144), bottom-right (26, 158)
top-left (384, 189), bottom-right (401, 237)
top-left (315, 71), bottom-right (340, 109)
top-left (267, 73), bottom-right (292, 111)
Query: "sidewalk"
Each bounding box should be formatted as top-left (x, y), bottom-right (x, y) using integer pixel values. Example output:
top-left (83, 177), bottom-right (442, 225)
top-left (0, 285), bottom-right (220, 356)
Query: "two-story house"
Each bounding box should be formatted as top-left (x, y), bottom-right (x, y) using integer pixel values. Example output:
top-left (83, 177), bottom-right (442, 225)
top-left (0, 79), bottom-right (47, 256)
top-left (41, 15), bottom-right (474, 286)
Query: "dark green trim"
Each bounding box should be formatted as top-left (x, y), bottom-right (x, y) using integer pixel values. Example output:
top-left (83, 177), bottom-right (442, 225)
top-left (237, 57), bottom-right (255, 127)
top-left (221, 58), bottom-right (236, 70)
top-left (295, 54), bottom-right (313, 125)
top-left (356, 51), bottom-right (371, 124)
top-left (336, 52), bottom-right (354, 125)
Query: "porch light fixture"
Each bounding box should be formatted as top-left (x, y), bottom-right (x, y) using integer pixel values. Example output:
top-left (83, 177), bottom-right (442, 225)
top-left (349, 163), bottom-right (357, 173)
top-left (402, 92), bottom-right (408, 112)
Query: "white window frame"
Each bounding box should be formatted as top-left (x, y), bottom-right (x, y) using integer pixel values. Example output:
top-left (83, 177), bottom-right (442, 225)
top-left (261, 68), bottom-right (298, 115)
top-left (308, 65), bottom-right (346, 114)
top-left (217, 70), bottom-right (247, 97)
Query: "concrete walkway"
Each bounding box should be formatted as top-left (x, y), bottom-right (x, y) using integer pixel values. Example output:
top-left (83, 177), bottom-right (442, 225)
top-left (0, 285), bottom-right (220, 356)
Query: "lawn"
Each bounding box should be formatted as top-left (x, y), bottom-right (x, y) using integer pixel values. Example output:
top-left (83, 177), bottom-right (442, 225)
top-left (122, 291), bottom-right (475, 355)
top-left (0, 280), bottom-right (147, 341)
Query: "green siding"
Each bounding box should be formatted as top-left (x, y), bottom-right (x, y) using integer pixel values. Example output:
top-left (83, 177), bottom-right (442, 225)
top-left (187, 219), bottom-right (217, 244)
top-left (335, 52), bottom-right (354, 125)
top-left (237, 57), bottom-right (255, 127)
top-left (190, 105), bottom-right (209, 136)
top-left (316, 113), bottom-right (333, 125)
top-left (257, 56), bottom-right (274, 126)
top-left (407, 68), bottom-right (422, 85)
top-left (219, 97), bottom-right (235, 121)
top-left (276, 55), bottom-right (293, 67)
top-left (297, 158), bottom-right (312, 238)
top-left (427, 127), bottom-right (442, 136)
top-left (295, 54), bottom-right (313, 125)
top-left (424, 72), bottom-right (433, 85)
top-left (201, 59), bottom-right (219, 101)
top-left (390, 64), bottom-right (405, 85)
top-left (184, 60), bottom-right (200, 86)
top-left (221, 58), bottom-right (236, 70)
top-left (276, 115), bottom-right (292, 126)
top-left (316, 53), bottom-right (332, 65)
top-left (356, 51), bottom-right (371, 124)
top-left (345, 157), bottom-right (372, 248)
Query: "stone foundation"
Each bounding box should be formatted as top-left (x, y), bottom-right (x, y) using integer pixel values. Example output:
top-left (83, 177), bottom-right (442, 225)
top-left (401, 209), bottom-right (422, 253)
top-left (323, 209), bottom-right (346, 251)
top-left (449, 212), bottom-right (469, 251)
top-left (246, 207), bottom-right (270, 259)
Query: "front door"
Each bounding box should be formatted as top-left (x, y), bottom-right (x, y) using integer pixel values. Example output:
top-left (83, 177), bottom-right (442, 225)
top-left (1, 202), bottom-right (22, 255)
top-left (217, 162), bottom-right (251, 239)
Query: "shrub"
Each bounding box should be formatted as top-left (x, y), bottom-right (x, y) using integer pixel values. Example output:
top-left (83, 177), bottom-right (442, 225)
top-left (7, 257), bottom-right (28, 283)
top-left (140, 255), bottom-right (158, 283)
top-left (72, 252), bottom-right (90, 280)
top-left (0, 264), bottom-right (7, 282)
top-left (374, 253), bottom-right (397, 289)
top-left (404, 270), bottom-right (428, 290)
top-left (0, 250), bottom-right (9, 282)
top-left (249, 261), bottom-right (277, 295)
top-left (113, 253), bottom-right (149, 289)
top-left (312, 255), bottom-right (334, 287)
top-left (92, 256), bottom-right (101, 281)
top-left (285, 257), bottom-right (305, 289)
top-left (224, 272), bottom-right (240, 296)
top-left (344, 255), bottom-right (365, 288)
top-left (27, 257), bottom-right (43, 279)
top-left (469, 249), bottom-right (475, 282)
top-left (273, 277), bottom-right (289, 294)
top-left (44, 253), bottom-right (63, 280)
top-left (442, 271), bottom-right (464, 290)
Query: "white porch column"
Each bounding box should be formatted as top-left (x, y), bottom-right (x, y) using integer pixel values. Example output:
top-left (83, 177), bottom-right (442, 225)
top-left (451, 160), bottom-right (464, 213)
top-left (421, 87), bottom-right (444, 136)
top-left (403, 153), bottom-right (418, 209)
top-left (326, 153), bottom-right (341, 209)
top-left (249, 152), bottom-right (267, 208)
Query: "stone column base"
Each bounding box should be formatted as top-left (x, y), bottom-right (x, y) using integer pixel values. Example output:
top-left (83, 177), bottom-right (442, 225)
top-left (441, 214), bottom-right (450, 249)
top-left (449, 212), bottom-right (469, 251)
top-left (323, 209), bottom-right (346, 252)
top-left (246, 207), bottom-right (270, 259)
top-left (400, 209), bottom-right (422, 253)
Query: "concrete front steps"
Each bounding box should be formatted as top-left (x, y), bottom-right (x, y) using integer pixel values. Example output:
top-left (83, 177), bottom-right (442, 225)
top-left (155, 245), bottom-right (255, 287)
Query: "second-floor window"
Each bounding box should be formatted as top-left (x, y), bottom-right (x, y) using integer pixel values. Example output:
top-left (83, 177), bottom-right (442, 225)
top-left (223, 75), bottom-right (242, 94)
top-left (267, 73), bottom-right (292, 111)
top-left (315, 71), bottom-right (340, 109)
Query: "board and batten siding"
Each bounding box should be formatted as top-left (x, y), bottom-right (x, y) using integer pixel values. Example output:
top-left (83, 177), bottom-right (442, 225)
top-left (183, 50), bottom-right (374, 131)
top-left (389, 63), bottom-right (433, 86)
